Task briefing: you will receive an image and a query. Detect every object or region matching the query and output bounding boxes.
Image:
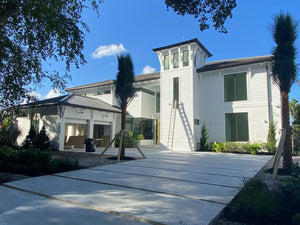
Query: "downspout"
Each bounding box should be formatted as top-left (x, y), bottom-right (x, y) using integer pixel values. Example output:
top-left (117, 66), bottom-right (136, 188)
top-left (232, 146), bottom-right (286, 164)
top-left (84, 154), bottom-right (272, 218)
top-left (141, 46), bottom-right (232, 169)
top-left (266, 61), bottom-right (272, 125)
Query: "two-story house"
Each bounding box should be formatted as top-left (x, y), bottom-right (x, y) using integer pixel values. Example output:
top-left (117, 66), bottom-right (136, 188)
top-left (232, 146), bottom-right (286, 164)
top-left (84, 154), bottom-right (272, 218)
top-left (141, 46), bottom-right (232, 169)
top-left (17, 38), bottom-right (281, 151)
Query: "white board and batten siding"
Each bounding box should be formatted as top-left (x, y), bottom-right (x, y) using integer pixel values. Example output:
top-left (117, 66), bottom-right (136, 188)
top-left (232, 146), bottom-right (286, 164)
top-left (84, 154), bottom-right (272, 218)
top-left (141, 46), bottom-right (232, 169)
top-left (198, 63), bottom-right (281, 144)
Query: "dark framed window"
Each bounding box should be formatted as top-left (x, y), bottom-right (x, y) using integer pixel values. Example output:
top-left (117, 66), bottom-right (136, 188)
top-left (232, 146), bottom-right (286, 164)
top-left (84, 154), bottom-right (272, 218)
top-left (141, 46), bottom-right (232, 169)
top-left (224, 72), bottom-right (247, 102)
top-left (125, 118), bottom-right (154, 139)
top-left (173, 77), bottom-right (179, 107)
top-left (173, 52), bottom-right (179, 68)
top-left (183, 50), bottom-right (189, 67)
top-left (164, 54), bottom-right (169, 70)
top-left (156, 92), bottom-right (160, 113)
top-left (225, 113), bottom-right (249, 141)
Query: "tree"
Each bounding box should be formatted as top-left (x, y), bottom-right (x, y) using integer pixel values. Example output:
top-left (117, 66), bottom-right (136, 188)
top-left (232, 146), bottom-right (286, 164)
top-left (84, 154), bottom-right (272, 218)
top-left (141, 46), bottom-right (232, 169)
top-left (199, 123), bottom-right (209, 151)
top-left (267, 120), bottom-right (277, 155)
top-left (289, 99), bottom-right (300, 153)
top-left (35, 126), bottom-right (51, 150)
top-left (114, 54), bottom-right (135, 159)
top-left (165, 0), bottom-right (237, 33)
top-left (289, 99), bottom-right (300, 125)
top-left (0, 0), bottom-right (101, 109)
top-left (271, 12), bottom-right (298, 169)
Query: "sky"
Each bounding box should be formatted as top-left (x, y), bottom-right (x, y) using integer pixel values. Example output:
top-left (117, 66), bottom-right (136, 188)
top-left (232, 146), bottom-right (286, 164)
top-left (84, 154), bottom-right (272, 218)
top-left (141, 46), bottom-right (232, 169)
top-left (38, 0), bottom-right (300, 101)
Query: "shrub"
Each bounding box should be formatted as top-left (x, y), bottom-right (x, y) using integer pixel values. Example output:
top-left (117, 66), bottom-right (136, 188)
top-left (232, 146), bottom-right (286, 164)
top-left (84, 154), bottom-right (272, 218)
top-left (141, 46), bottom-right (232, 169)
top-left (35, 126), bottom-right (51, 150)
top-left (198, 123), bottom-right (209, 151)
top-left (23, 125), bottom-right (37, 148)
top-left (267, 120), bottom-right (277, 154)
top-left (211, 142), bottom-right (225, 153)
top-left (50, 158), bottom-right (79, 173)
top-left (228, 179), bottom-right (279, 223)
top-left (0, 126), bottom-right (20, 147)
top-left (249, 142), bottom-right (260, 154)
top-left (0, 146), bottom-right (79, 176)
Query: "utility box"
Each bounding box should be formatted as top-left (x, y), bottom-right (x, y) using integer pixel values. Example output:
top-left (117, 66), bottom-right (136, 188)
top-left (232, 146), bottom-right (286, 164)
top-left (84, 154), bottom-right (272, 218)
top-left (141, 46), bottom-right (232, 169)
top-left (85, 138), bottom-right (95, 152)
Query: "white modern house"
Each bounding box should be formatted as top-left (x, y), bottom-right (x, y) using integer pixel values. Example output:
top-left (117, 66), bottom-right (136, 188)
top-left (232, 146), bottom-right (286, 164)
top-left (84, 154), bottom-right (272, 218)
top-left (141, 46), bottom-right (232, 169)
top-left (17, 38), bottom-right (282, 151)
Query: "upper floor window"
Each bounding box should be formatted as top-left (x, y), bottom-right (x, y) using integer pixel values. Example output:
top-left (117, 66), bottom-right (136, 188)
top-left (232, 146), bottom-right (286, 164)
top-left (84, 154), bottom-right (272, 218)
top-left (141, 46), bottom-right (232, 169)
top-left (173, 52), bottom-right (179, 68)
top-left (164, 54), bottom-right (169, 70)
top-left (224, 72), bottom-right (247, 102)
top-left (183, 50), bottom-right (189, 67)
top-left (156, 92), bottom-right (160, 113)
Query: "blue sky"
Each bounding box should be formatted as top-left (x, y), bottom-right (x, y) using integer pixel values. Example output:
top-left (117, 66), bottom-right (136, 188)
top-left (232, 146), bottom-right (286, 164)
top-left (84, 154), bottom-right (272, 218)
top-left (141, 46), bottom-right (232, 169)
top-left (39, 0), bottom-right (300, 100)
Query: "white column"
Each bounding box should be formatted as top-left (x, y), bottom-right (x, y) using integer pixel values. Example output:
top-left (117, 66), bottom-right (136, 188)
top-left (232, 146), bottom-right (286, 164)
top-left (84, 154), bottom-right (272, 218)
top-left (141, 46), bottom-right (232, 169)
top-left (58, 105), bottom-right (66, 151)
top-left (88, 110), bottom-right (94, 138)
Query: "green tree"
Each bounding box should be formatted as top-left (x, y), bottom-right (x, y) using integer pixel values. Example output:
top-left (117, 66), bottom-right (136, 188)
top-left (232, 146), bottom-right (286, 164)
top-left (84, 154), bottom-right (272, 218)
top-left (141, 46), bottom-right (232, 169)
top-left (267, 120), bottom-right (277, 154)
top-left (271, 12), bottom-right (298, 169)
top-left (24, 125), bottom-right (37, 148)
top-left (289, 98), bottom-right (300, 125)
top-left (199, 123), bottom-right (209, 151)
top-left (165, 0), bottom-right (237, 33)
top-left (35, 126), bottom-right (51, 150)
top-left (290, 99), bottom-right (300, 152)
top-left (114, 54), bottom-right (135, 159)
top-left (0, 0), bottom-right (101, 108)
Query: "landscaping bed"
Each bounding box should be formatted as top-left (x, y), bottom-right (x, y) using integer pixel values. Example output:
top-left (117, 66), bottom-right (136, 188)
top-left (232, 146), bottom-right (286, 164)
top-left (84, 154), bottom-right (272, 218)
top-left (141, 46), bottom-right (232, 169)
top-left (0, 148), bottom-right (139, 184)
top-left (212, 156), bottom-right (300, 225)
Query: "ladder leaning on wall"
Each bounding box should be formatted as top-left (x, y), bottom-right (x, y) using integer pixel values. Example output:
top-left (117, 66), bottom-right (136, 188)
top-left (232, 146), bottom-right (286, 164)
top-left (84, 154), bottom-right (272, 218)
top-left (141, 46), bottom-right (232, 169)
top-left (167, 100), bottom-right (177, 150)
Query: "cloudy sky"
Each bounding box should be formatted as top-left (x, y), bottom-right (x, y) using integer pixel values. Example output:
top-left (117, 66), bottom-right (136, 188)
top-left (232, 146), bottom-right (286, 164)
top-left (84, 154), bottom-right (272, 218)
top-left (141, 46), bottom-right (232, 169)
top-left (39, 0), bottom-right (300, 100)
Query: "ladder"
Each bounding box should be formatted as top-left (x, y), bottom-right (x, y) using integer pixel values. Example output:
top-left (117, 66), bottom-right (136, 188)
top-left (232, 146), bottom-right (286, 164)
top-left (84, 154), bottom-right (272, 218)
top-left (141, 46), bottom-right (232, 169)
top-left (167, 100), bottom-right (177, 150)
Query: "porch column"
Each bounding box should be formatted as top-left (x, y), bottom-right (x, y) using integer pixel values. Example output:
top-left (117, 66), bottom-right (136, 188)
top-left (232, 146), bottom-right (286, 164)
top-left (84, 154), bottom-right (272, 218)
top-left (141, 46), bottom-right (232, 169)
top-left (88, 111), bottom-right (94, 138)
top-left (58, 105), bottom-right (66, 151)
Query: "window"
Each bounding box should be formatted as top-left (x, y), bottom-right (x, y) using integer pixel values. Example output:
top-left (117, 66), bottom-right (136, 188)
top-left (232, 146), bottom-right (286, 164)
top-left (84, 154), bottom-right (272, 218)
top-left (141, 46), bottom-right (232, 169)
top-left (156, 92), bottom-right (160, 113)
top-left (183, 50), bottom-right (189, 67)
top-left (173, 77), bottom-right (179, 107)
top-left (225, 113), bottom-right (249, 141)
top-left (164, 54), bottom-right (169, 70)
top-left (173, 52), bottom-right (179, 68)
top-left (125, 118), bottom-right (154, 139)
top-left (224, 72), bottom-right (247, 102)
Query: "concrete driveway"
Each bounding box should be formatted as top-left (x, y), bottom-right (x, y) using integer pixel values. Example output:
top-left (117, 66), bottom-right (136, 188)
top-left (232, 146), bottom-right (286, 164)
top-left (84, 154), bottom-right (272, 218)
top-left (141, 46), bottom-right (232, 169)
top-left (0, 149), bottom-right (271, 225)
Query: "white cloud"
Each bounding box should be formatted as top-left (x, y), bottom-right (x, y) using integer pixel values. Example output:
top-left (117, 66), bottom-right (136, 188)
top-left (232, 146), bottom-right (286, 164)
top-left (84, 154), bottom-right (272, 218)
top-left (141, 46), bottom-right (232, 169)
top-left (92, 44), bottom-right (127, 59)
top-left (28, 90), bottom-right (42, 99)
top-left (142, 65), bottom-right (156, 74)
top-left (45, 89), bottom-right (62, 99)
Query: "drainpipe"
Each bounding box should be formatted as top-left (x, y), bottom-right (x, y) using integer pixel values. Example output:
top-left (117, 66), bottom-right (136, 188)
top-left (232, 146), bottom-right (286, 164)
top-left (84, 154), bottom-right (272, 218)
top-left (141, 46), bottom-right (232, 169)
top-left (266, 61), bottom-right (272, 125)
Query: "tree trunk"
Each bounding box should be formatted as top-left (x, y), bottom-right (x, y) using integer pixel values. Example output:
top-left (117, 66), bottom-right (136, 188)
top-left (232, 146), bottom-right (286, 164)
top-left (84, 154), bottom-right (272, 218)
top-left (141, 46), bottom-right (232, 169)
top-left (281, 91), bottom-right (293, 169)
top-left (120, 105), bottom-right (127, 159)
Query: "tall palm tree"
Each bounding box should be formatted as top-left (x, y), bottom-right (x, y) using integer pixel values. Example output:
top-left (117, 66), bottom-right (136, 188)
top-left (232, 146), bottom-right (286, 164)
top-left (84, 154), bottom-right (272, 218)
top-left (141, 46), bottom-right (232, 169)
top-left (114, 54), bottom-right (135, 159)
top-left (271, 12), bottom-right (298, 169)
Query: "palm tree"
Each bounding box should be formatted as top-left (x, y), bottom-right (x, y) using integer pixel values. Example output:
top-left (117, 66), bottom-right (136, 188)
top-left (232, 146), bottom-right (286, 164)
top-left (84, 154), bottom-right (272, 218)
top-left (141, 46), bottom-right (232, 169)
top-left (114, 54), bottom-right (135, 159)
top-left (271, 12), bottom-right (298, 169)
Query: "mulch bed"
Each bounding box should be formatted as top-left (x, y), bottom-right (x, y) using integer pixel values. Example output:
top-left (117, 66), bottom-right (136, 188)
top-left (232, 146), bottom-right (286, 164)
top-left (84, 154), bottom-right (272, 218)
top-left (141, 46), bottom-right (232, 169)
top-left (0, 151), bottom-right (140, 184)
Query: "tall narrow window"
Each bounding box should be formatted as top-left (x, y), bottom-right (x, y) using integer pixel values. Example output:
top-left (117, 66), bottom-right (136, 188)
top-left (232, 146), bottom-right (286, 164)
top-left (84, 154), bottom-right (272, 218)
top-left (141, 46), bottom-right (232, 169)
top-left (183, 50), bottom-right (189, 67)
top-left (156, 92), bottom-right (160, 113)
top-left (225, 113), bottom-right (249, 141)
top-left (173, 52), bottom-right (179, 68)
top-left (164, 54), bottom-right (169, 70)
top-left (173, 77), bottom-right (179, 108)
top-left (224, 72), bottom-right (247, 102)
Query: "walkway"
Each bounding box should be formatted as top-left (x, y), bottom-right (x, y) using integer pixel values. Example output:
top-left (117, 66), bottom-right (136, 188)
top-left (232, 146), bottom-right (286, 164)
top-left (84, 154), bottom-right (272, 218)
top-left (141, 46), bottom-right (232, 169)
top-left (0, 149), bottom-right (271, 225)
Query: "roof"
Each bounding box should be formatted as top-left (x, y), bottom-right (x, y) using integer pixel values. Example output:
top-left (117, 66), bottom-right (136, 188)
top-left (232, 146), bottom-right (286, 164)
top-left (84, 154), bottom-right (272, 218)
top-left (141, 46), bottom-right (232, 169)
top-left (152, 38), bottom-right (212, 57)
top-left (21, 94), bottom-right (121, 113)
top-left (65, 72), bottom-right (160, 92)
top-left (197, 55), bottom-right (272, 73)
